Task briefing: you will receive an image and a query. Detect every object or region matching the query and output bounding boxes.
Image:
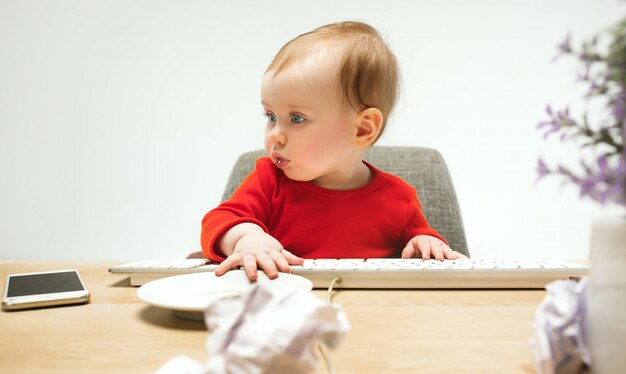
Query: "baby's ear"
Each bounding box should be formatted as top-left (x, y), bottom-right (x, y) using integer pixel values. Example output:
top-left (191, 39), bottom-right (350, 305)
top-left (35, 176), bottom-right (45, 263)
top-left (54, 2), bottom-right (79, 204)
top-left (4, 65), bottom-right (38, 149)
top-left (354, 108), bottom-right (383, 147)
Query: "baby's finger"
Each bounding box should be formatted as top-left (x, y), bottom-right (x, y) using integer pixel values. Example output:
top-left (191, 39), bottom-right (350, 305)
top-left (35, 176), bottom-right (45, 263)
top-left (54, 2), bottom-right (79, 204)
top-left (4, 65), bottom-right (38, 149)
top-left (243, 254), bottom-right (258, 281)
top-left (418, 240), bottom-right (432, 260)
top-left (441, 245), bottom-right (456, 260)
top-left (255, 251), bottom-right (279, 279)
top-left (430, 242), bottom-right (445, 261)
top-left (440, 245), bottom-right (468, 260)
top-left (441, 244), bottom-right (462, 260)
top-left (453, 251), bottom-right (469, 259)
top-left (401, 242), bottom-right (417, 259)
top-left (281, 249), bottom-right (305, 265)
top-left (270, 250), bottom-right (292, 274)
top-left (215, 255), bottom-right (242, 276)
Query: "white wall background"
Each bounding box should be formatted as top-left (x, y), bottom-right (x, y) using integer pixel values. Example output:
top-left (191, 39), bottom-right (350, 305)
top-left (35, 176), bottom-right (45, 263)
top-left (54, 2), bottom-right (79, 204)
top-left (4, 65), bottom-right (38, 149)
top-left (1, 0), bottom-right (624, 262)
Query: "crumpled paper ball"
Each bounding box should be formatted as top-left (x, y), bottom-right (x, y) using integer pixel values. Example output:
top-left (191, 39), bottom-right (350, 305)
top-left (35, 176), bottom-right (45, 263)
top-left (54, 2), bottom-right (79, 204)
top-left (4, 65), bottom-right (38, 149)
top-left (530, 278), bottom-right (590, 374)
top-left (156, 281), bottom-right (350, 374)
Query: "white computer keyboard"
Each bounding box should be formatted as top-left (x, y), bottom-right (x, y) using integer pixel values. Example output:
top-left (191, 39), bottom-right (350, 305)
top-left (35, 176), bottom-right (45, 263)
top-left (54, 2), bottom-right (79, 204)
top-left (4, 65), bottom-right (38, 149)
top-left (109, 258), bottom-right (588, 289)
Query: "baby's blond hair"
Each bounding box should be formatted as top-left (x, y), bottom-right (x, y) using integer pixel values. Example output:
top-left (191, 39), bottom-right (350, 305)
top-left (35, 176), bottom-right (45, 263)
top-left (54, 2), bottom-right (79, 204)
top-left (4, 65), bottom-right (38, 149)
top-left (266, 21), bottom-right (400, 142)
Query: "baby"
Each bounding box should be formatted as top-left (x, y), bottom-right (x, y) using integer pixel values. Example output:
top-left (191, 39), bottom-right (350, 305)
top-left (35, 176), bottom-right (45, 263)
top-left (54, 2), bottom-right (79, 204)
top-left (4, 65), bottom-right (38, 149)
top-left (201, 21), bottom-right (467, 280)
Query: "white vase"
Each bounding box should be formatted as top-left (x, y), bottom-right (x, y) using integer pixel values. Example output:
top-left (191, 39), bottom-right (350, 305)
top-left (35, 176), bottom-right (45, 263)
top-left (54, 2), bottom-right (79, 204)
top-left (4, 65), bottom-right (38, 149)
top-left (589, 216), bottom-right (626, 373)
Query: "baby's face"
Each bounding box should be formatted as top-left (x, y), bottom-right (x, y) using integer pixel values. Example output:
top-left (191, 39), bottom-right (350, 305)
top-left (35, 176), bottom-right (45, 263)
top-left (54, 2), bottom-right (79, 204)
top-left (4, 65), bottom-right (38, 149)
top-left (261, 56), bottom-right (364, 189)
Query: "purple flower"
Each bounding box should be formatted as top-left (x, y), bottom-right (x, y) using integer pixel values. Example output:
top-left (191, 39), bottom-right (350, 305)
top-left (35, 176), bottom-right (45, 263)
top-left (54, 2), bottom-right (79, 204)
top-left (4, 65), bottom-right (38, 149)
top-left (552, 34), bottom-right (572, 62)
top-left (558, 34), bottom-right (572, 54)
top-left (572, 155), bottom-right (625, 205)
top-left (618, 120), bottom-right (625, 139)
top-left (610, 89), bottom-right (626, 123)
top-left (537, 22), bottom-right (626, 208)
top-left (537, 159), bottom-right (550, 178)
top-left (538, 122), bottom-right (561, 139)
top-left (576, 61), bottom-right (592, 83)
top-left (537, 105), bottom-right (578, 140)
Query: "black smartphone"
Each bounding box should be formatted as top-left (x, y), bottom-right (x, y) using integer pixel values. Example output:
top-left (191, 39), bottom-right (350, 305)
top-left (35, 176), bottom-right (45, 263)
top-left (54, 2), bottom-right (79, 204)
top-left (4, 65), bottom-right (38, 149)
top-left (2, 269), bottom-right (90, 310)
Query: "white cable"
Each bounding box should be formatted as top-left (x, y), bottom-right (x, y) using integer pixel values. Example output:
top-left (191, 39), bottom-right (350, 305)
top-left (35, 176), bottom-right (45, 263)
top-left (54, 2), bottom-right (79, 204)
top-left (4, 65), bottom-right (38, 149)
top-left (319, 276), bottom-right (342, 374)
top-left (327, 276), bottom-right (342, 304)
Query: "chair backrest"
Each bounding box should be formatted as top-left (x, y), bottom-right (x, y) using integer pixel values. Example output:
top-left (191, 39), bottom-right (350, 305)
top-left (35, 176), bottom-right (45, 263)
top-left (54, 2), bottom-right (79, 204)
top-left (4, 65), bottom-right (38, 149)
top-left (221, 146), bottom-right (469, 256)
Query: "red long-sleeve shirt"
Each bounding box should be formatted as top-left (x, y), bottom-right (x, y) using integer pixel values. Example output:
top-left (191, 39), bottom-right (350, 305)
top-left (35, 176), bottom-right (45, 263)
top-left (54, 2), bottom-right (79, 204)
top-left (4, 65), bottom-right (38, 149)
top-left (201, 157), bottom-right (445, 262)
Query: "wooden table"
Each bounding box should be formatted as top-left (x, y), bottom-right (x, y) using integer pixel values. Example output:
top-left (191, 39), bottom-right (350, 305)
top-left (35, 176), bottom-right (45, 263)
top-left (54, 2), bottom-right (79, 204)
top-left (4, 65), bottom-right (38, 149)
top-left (0, 260), bottom-right (546, 373)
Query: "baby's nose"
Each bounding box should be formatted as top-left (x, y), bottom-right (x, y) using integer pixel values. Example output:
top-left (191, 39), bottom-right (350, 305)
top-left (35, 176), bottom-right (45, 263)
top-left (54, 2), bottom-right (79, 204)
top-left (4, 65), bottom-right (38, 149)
top-left (268, 125), bottom-right (286, 144)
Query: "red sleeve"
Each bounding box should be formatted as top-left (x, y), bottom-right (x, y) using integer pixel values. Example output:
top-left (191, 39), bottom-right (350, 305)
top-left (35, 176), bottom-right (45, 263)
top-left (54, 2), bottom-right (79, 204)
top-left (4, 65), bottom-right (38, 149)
top-left (400, 192), bottom-right (447, 247)
top-left (200, 159), bottom-right (275, 262)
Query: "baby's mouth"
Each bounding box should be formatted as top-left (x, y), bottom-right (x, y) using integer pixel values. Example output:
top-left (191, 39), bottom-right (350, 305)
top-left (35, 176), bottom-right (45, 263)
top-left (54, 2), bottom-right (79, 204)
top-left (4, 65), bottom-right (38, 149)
top-left (273, 156), bottom-right (290, 169)
top-left (270, 150), bottom-right (290, 169)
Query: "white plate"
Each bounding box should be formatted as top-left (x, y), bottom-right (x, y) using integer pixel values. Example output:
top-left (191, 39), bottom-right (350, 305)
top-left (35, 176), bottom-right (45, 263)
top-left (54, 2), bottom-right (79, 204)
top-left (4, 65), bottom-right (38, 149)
top-left (137, 270), bottom-right (313, 313)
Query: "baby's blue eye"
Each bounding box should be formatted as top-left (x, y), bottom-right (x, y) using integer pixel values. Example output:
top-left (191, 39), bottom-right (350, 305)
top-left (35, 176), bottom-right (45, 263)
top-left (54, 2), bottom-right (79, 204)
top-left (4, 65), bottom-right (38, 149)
top-left (290, 115), bottom-right (304, 124)
top-left (266, 113), bottom-right (277, 123)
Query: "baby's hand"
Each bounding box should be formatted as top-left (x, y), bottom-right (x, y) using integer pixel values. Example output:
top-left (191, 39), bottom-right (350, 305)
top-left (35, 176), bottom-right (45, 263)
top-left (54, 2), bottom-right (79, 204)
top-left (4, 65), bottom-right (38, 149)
top-left (401, 235), bottom-right (468, 261)
top-left (214, 231), bottom-right (304, 281)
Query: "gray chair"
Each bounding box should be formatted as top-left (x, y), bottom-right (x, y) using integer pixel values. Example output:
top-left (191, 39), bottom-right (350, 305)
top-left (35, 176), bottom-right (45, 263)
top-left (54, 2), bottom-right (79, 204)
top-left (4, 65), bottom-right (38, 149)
top-left (220, 146), bottom-right (469, 257)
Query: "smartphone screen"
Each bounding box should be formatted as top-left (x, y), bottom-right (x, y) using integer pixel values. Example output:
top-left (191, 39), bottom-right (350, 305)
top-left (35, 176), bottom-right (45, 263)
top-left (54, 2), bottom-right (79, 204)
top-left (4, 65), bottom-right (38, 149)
top-left (6, 271), bottom-right (86, 297)
top-left (3, 270), bottom-right (90, 310)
